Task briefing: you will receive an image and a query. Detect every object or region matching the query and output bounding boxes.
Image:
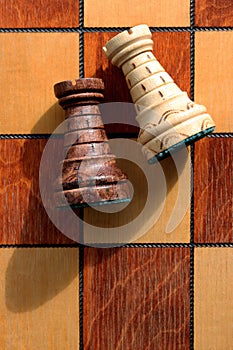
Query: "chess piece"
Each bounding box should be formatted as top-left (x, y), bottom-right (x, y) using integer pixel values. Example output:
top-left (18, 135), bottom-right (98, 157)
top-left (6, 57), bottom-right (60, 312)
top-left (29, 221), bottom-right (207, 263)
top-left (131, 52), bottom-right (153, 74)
top-left (54, 78), bottom-right (131, 208)
top-left (103, 24), bottom-right (215, 162)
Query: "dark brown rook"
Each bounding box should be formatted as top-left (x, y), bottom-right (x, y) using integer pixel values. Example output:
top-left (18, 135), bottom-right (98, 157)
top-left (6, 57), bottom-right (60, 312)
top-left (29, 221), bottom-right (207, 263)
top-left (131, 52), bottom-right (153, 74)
top-left (54, 78), bottom-right (131, 208)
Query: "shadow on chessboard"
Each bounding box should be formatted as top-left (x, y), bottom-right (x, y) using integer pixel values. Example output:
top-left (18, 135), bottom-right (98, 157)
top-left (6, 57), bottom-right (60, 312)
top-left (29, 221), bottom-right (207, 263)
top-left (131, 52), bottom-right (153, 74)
top-left (5, 247), bottom-right (78, 313)
top-left (4, 97), bottom-right (188, 311)
top-left (4, 103), bottom-right (80, 313)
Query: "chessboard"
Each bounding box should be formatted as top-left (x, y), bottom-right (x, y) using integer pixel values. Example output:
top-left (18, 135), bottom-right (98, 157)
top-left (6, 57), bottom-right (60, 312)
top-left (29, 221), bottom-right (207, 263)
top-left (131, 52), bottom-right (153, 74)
top-left (0, 1), bottom-right (232, 349)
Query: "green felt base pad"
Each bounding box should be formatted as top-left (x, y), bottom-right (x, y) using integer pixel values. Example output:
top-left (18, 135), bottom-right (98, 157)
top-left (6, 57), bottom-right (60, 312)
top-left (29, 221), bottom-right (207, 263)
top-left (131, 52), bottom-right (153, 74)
top-left (57, 197), bottom-right (131, 210)
top-left (148, 127), bottom-right (215, 164)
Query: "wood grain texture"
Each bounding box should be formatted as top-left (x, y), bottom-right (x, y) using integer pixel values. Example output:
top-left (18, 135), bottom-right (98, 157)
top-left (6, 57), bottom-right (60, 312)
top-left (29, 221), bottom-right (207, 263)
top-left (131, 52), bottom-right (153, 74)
top-left (84, 0), bottom-right (190, 27)
top-left (195, 248), bottom-right (233, 349)
top-left (84, 32), bottom-right (190, 135)
top-left (0, 33), bottom-right (79, 134)
top-left (0, 248), bottom-right (79, 350)
top-left (195, 0), bottom-right (233, 26)
top-left (0, 139), bottom-right (79, 244)
top-left (195, 32), bottom-right (233, 132)
top-left (0, 0), bottom-right (79, 28)
top-left (84, 33), bottom-right (132, 104)
top-left (152, 33), bottom-right (191, 98)
top-left (135, 154), bottom-right (190, 243)
top-left (84, 247), bottom-right (190, 350)
top-left (84, 153), bottom-right (190, 245)
top-left (194, 138), bottom-right (233, 243)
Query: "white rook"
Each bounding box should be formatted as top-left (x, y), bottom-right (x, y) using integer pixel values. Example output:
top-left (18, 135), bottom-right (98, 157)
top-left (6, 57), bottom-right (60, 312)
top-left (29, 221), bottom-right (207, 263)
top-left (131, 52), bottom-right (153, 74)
top-left (103, 24), bottom-right (215, 162)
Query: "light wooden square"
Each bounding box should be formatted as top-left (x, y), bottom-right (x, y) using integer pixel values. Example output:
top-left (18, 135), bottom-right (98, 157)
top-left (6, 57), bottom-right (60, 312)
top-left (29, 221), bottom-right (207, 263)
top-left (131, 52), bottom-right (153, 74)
top-left (84, 0), bottom-right (190, 27)
top-left (0, 33), bottom-right (79, 134)
top-left (195, 248), bottom-right (233, 349)
top-left (0, 248), bottom-right (79, 349)
top-left (83, 147), bottom-right (190, 245)
top-left (195, 32), bottom-right (233, 132)
top-left (135, 155), bottom-right (190, 243)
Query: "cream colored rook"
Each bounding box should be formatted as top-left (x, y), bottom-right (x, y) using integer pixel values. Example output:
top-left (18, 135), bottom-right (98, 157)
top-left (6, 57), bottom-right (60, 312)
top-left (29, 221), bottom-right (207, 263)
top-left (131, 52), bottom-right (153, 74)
top-left (103, 24), bottom-right (215, 162)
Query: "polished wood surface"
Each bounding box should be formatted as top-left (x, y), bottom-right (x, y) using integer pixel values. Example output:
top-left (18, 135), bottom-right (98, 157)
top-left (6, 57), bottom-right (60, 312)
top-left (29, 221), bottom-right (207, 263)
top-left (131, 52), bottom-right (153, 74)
top-left (84, 32), bottom-right (132, 102)
top-left (0, 0), bottom-right (79, 28)
top-left (0, 248), bottom-right (79, 350)
top-left (84, 0), bottom-right (190, 27)
top-left (195, 0), bottom-right (233, 26)
top-left (84, 32), bottom-right (190, 136)
top-left (0, 1), bottom-right (233, 349)
top-left (85, 32), bottom-right (190, 103)
top-left (0, 33), bottom-right (79, 134)
top-left (84, 154), bottom-right (190, 245)
top-left (195, 248), bottom-right (233, 349)
top-left (84, 247), bottom-right (190, 350)
top-left (194, 138), bottom-right (233, 243)
top-left (0, 139), bottom-right (77, 244)
top-left (195, 31), bottom-right (233, 132)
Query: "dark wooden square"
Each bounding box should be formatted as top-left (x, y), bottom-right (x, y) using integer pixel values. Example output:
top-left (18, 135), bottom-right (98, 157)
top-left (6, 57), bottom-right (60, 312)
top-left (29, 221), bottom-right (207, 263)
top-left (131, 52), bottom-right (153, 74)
top-left (84, 32), bottom-right (190, 136)
top-left (0, 0), bottom-right (79, 28)
top-left (194, 138), bottom-right (233, 243)
top-left (195, 0), bottom-right (233, 27)
top-left (0, 139), bottom-right (80, 244)
top-left (84, 247), bottom-right (190, 349)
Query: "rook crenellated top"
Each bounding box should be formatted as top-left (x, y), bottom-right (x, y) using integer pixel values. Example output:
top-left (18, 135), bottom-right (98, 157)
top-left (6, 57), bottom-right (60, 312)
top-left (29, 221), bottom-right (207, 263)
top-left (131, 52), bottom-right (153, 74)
top-left (103, 24), bottom-right (153, 67)
top-left (103, 24), bottom-right (215, 162)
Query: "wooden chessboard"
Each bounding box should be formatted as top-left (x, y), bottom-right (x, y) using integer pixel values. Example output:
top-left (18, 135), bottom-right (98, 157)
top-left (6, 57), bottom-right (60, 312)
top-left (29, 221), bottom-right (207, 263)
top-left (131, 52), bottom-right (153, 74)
top-left (0, 1), bottom-right (232, 349)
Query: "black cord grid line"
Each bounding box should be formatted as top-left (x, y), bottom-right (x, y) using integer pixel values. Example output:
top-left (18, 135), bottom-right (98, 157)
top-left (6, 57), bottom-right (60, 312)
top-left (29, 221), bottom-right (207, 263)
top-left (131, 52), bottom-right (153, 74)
top-left (78, 1), bottom-right (84, 348)
top-left (0, 26), bottom-right (232, 33)
top-left (190, 0), bottom-right (195, 347)
top-left (0, 132), bottom-right (232, 139)
top-left (0, 2), bottom-right (233, 349)
top-left (1, 242), bottom-right (233, 249)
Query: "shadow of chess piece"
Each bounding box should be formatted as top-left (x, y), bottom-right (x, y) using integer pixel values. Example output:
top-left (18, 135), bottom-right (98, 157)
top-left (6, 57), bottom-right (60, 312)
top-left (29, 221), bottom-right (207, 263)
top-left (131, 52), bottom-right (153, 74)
top-left (53, 78), bottom-right (131, 208)
top-left (103, 24), bottom-right (215, 163)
